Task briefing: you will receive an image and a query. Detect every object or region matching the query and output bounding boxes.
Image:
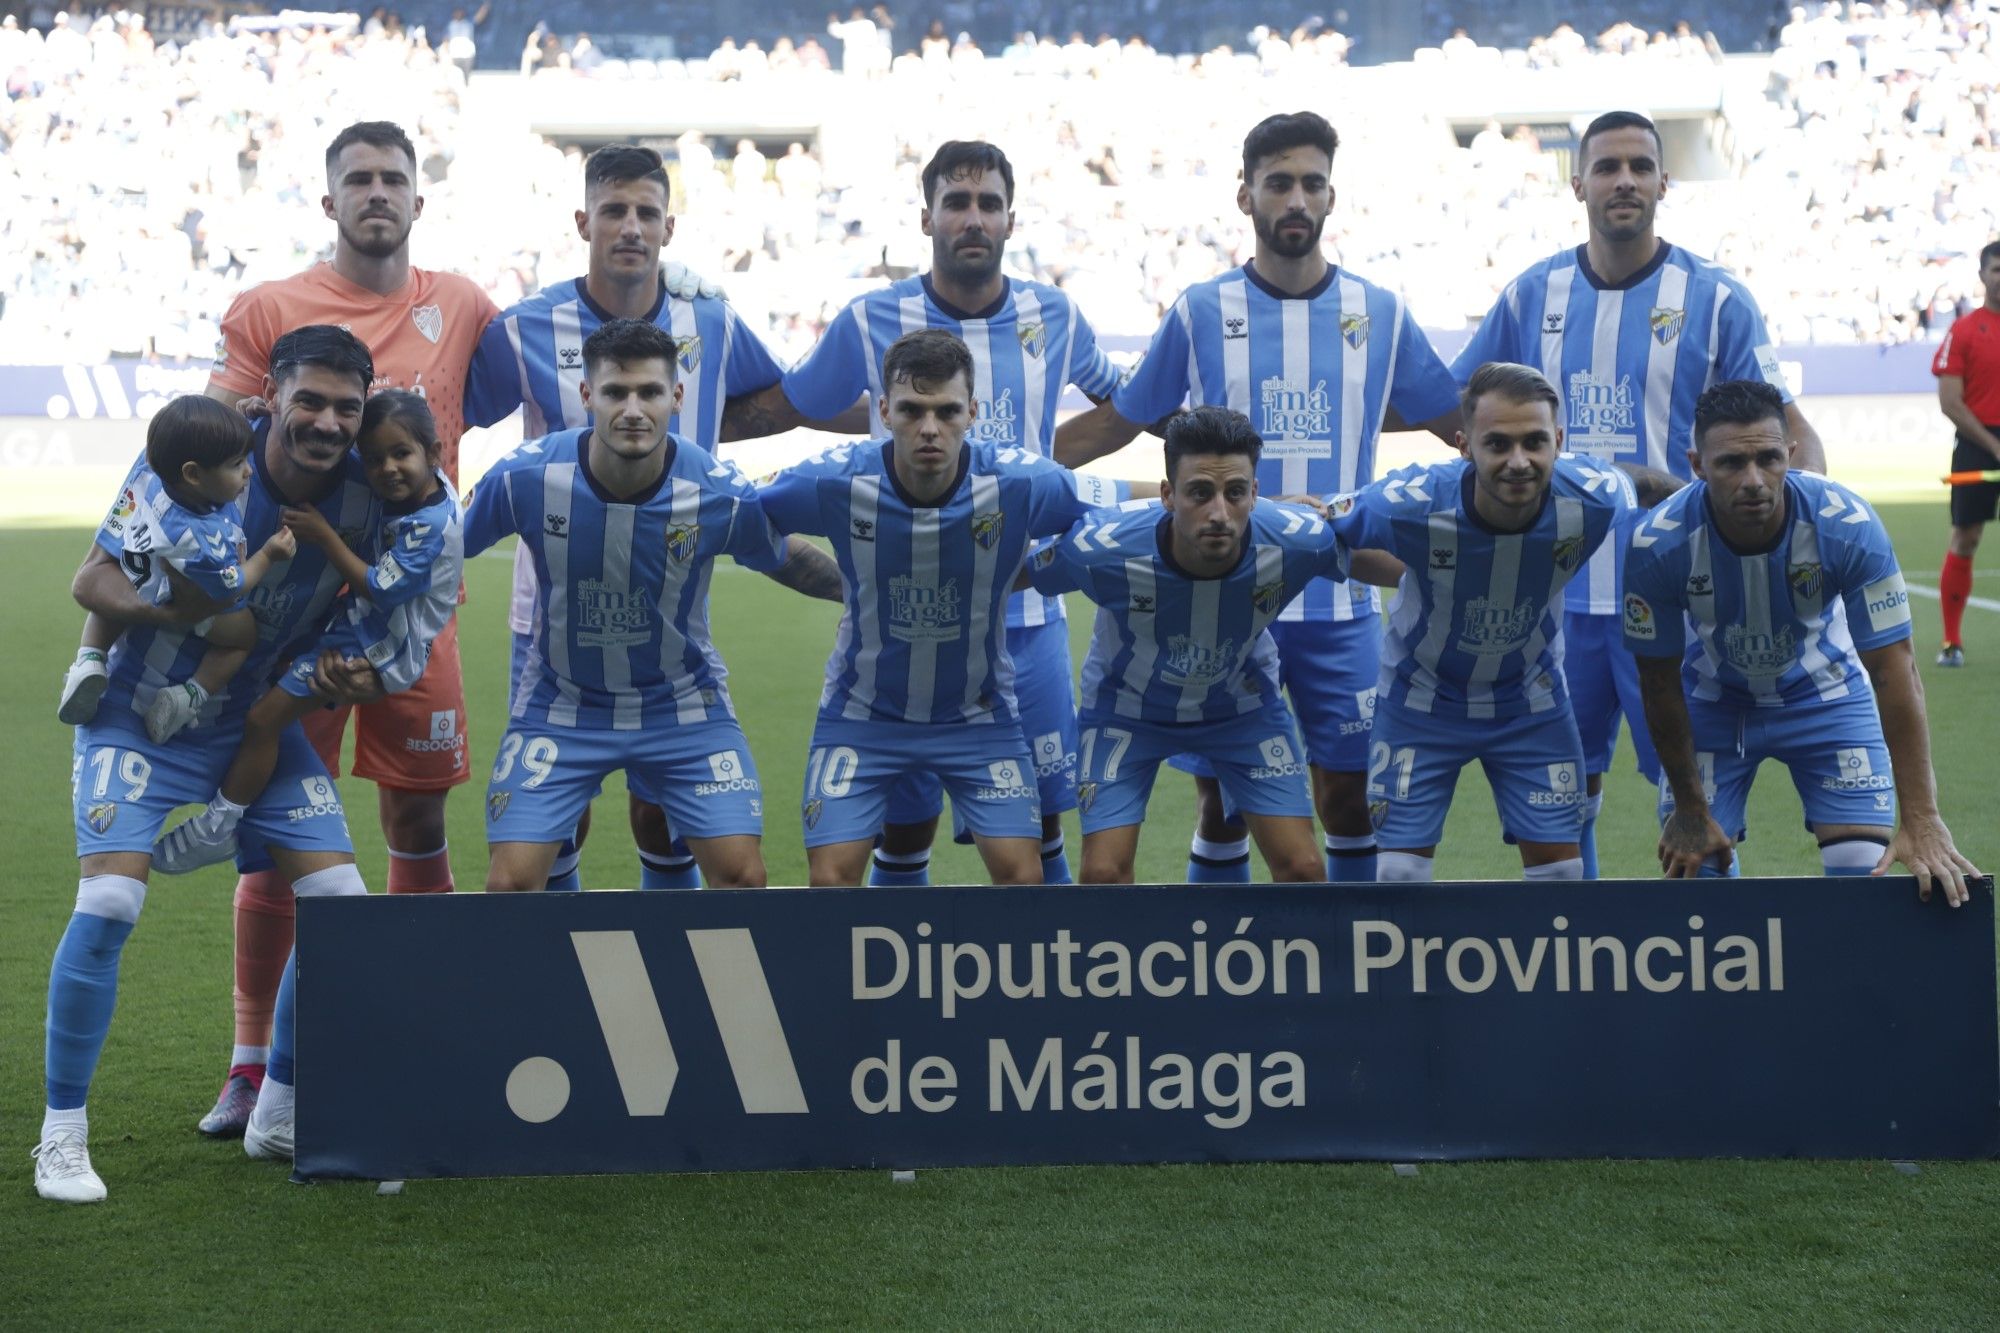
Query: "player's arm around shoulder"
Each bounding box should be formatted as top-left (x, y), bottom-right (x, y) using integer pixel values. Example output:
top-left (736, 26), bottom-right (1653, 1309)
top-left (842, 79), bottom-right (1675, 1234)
top-left (754, 441), bottom-right (866, 537)
top-left (461, 442), bottom-right (541, 557)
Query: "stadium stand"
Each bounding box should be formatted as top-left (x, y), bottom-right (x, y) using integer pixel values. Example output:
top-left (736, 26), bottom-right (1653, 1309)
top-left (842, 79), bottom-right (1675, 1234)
top-left (0, 1), bottom-right (1993, 371)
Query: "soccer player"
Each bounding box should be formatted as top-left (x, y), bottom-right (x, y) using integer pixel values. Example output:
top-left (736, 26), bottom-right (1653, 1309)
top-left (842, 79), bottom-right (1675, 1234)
top-left (1057, 111), bottom-right (1462, 887)
top-left (1624, 380), bottom-right (1981, 903)
top-left (1334, 362), bottom-right (1676, 883)
top-left (1450, 109), bottom-right (1827, 877)
top-left (35, 326), bottom-right (382, 1202)
top-left (463, 318), bottom-right (842, 892)
top-left (756, 329), bottom-right (1099, 887)
top-left (1931, 239), bottom-right (2000, 668)
top-left (725, 139), bottom-right (1123, 889)
top-left (57, 396), bottom-right (297, 738)
top-left (195, 120), bottom-right (495, 1135)
top-left (465, 144), bottom-right (804, 892)
top-left (1027, 406), bottom-right (1403, 883)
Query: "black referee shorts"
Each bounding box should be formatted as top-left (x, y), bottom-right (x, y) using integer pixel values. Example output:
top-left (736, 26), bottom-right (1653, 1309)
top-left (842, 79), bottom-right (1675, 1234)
top-left (1952, 435), bottom-right (2000, 527)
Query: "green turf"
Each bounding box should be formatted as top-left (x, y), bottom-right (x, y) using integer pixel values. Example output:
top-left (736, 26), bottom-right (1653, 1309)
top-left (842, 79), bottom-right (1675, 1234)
top-left (3, 508), bottom-right (1997, 1327)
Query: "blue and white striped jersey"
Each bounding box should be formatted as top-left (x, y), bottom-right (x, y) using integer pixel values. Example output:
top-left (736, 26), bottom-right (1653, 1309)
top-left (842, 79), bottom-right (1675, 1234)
top-left (344, 474), bottom-right (465, 694)
top-left (1622, 472), bottom-right (1911, 708)
top-left (757, 441), bottom-right (1094, 726)
top-left (1453, 243), bottom-right (1791, 614)
top-left (463, 428), bottom-right (788, 730)
top-left (781, 274), bottom-right (1121, 631)
top-left (465, 278), bottom-right (788, 638)
top-left (1029, 499), bottom-right (1348, 724)
top-left (464, 278), bottom-right (785, 443)
top-left (1112, 262), bottom-right (1460, 624)
top-left (96, 456), bottom-right (247, 609)
top-left (92, 423), bottom-right (376, 731)
top-left (1333, 456), bottom-right (1636, 718)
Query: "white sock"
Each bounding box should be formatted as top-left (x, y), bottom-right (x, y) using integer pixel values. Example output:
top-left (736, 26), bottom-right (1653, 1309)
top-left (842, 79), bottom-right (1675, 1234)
top-left (254, 1079), bottom-right (295, 1119)
top-left (1821, 839), bottom-right (1888, 874)
top-left (183, 680), bottom-right (210, 704)
top-left (208, 793), bottom-right (246, 824)
top-left (74, 647), bottom-right (105, 665)
top-left (1376, 851), bottom-right (1435, 883)
top-left (232, 1044), bottom-right (269, 1067)
top-left (1523, 858), bottom-right (1584, 881)
top-left (42, 1106), bottom-right (87, 1139)
top-left (871, 848), bottom-right (930, 869)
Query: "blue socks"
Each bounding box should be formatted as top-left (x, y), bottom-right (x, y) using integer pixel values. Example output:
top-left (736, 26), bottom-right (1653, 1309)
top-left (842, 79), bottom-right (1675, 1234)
top-left (1323, 835), bottom-right (1377, 883)
top-left (269, 947), bottom-right (297, 1086)
top-left (868, 848), bottom-right (931, 887)
top-left (1187, 834), bottom-right (1252, 884)
top-left (545, 834), bottom-right (582, 891)
top-left (1040, 835), bottom-right (1073, 886)
top-left (45, 911), bottom-right (135, 1109)
top-left (639, 842), bottom-right (702, 890)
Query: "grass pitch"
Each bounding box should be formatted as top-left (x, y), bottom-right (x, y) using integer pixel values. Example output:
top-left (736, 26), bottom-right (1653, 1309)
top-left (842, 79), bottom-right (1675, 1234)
top-left (2, 508), bottom-right (1997, 1327)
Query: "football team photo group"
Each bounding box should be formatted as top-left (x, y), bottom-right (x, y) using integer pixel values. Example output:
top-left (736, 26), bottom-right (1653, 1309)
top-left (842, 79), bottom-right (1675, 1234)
top-left (25, 94), bottom-right (1988, 1220)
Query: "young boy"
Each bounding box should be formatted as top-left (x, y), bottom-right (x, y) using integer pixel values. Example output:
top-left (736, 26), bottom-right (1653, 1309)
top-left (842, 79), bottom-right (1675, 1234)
top-left (59, 395), bottom-right (296, 742)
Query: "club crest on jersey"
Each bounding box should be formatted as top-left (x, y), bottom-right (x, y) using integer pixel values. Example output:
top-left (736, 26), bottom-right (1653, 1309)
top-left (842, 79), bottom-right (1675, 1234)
top-left (665, 522), bottom-right (701, 563)
top-left (86, 801), bottom-right (117, 834)
top-left (1161, 634), bottom-right (1236, 687)
top-left (1252, 580), bottom-right (1285, 616)
top-left (971, 510), bottom-right (1004, 550)
top-left (677, 334), bottom-right (703, 375)
top-left (1788, 562), bottom-right (1823, 601)
top-left (487, 790), bottom-right (511, 822)
top-left (1368, 798), bottom-right (1389, 831)
top-left (1076, 781), bottom-right (1098, 813)
top-left (412, 304), bottom-right (444, 343)
top-left (802, 798), bottom-right (822, 830)
top-left (1552, 535), bottom-right (1584, 573)
top-left (1649, 306), bottom-right (1685, 345)
top-left (1017, 321), bottom-right (1047, 360)
top-left (1339, 312), bottom-right (1370, 348)
top-left (1330, 492), bottom-right (1356, 518)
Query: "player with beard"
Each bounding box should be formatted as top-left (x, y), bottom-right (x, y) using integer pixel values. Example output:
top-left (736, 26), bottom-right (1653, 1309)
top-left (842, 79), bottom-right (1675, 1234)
top-left (194, 121), bottom-right (497, 1138)
top-left (1058, 112), bottom-right (1461, 887)
top-left (723, 141), bottom-right (1124, 889)
top-left (1449, 110), bottom-right (1825, 877)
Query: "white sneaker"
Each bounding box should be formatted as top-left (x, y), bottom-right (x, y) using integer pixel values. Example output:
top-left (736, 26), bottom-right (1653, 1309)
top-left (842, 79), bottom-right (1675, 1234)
top-left (144, 681), bottom-right (207, 744)
top-left (153, 806), bottom-right (241, 875)
top-left (244, 1097), bottom-right (294, 1161)
top-left (57, 652), bottom-right (109, 725)
top-left (32, 1127), bottom-right (107, 1203)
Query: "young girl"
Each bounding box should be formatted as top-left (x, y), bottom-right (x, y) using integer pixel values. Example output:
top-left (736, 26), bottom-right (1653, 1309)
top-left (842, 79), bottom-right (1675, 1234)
top-left (153, 390), bottom-right (465, 871)
top-left (60, 394), bottom-right (297, 739)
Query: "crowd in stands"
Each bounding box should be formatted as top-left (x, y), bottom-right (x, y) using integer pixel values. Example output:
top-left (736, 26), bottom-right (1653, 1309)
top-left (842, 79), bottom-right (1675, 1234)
top-left (0, 1), bottom-right (1994, 368)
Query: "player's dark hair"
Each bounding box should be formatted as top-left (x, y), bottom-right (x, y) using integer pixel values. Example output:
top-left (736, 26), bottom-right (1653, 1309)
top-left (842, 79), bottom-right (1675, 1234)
top-left (325, 119), bottom-right (418, 176)
top-left (920, 140), bottom-right (1014, 208)
top-left (1693, 380), bottom-right (1787, 449)
top-left (269, 324), bottom-right (375, 395)
top-left (882, 328), bottom-right (976, 396)
top-left (146, 393), bottom-right (255, 480)
top-left (1163, 405), bottom-right (1263, 482)
top-left (1241, 111), bottom-right (1339, 182)
top-left (1979, 239), bottom-right (2000, 270)
top-left (1460, 361), bottom-right (1561, 425)
top-left (1576, 110), bottom-right (1661, 167)
top-left (583, 317), bottom-right (679, 376)
top-left (585, 144), bottom-right (671, 207)
top-left (360, 388), bottom-right (441, 465)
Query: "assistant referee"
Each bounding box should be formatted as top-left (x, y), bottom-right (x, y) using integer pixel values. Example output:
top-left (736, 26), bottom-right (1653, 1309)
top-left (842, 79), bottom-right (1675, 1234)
top-left (1932, 240), bottom-right (2000, 667)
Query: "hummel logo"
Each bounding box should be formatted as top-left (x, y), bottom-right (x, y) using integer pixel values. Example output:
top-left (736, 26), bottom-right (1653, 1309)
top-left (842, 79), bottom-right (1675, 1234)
top-left (558, 346), bottom-right (582, 369)
top-left (1131, 594), bottom-right (1155, 613)
top-left (851, 518), bottom-right (875, 542)
top-left (545, 514), bottom-right (569, 538)
top-left (1544, 312), bottom-right (1564, 334)
top-left (1224, 317), bottom-right (1247, 339)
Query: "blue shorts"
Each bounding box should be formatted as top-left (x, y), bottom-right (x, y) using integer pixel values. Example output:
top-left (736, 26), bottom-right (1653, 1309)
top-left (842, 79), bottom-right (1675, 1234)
top-left (804, 716), bottom-right (1041, 848)
top-left (1174, 616), bottom-right (1379, 780)
top-left (882, 621), bottom-right (1078, 826)
top-left (1077, 703), bottom-right (1313, 835)
top-left (275, 619), bottom-right (373, 700)
top-left (73, 710), bottom-right (353, 859)
top-left (485, 716), bottom-right (764, 845)
top-left (1563, 609), bottom-right (1662, 783)
top-left (1367, 697), bottom-right (1588, 849)
top-left (509, 633), bottom-right (663, 807)
top-left (1657, 693), bottom-right (1895, 840)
